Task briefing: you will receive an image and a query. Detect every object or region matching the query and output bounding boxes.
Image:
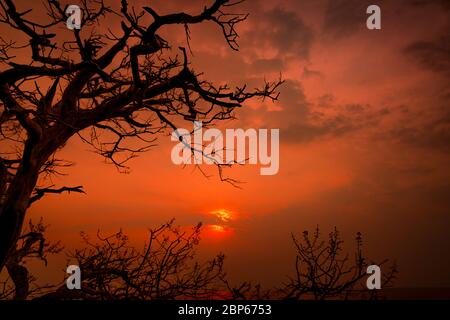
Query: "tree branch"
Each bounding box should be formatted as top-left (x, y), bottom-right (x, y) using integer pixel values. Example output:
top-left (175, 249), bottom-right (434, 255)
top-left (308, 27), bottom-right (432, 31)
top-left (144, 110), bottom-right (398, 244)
top-left (28, 185), bottom-right (85, 207)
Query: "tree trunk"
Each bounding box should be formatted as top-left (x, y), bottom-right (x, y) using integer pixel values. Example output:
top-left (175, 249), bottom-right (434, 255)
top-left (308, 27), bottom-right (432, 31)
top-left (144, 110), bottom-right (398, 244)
top-left (0, 150), bottom-right (42, 272)
top-left (0, 130), bottom-right (71, 272)
top-left (6, 260), bottom-right (30, 300)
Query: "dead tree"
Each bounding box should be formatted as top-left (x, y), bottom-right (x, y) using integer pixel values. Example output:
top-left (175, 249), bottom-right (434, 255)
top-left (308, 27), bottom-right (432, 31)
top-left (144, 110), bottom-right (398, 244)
top-left (0, 0), bottom-right (282, 271)
top-left (282, 227), bottom-right (397, 300)
top-left (39, 220), bottom-right (225, 300)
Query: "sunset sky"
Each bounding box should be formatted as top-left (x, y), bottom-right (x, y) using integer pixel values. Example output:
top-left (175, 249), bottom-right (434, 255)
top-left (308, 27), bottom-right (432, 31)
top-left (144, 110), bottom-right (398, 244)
top-left (5, 0), bottom-right (448, 288)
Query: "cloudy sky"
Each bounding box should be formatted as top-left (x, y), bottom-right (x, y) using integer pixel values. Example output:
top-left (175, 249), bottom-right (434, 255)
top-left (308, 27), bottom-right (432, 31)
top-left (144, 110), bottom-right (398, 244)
top-left (13, 0), bottom-right (450, 287)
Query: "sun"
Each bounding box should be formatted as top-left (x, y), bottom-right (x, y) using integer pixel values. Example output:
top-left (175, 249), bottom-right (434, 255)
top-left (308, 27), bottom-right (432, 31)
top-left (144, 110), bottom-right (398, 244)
top-left (210, 209), bottom-right (234, 222)
top-left (203, 224), bottom-right (234, 240)
top-left (209, 224), bottom-right (226, 232)
top-left (211, 209), bottom-right (235, 222)
top-left (204, 209), bottom-right (236, 239)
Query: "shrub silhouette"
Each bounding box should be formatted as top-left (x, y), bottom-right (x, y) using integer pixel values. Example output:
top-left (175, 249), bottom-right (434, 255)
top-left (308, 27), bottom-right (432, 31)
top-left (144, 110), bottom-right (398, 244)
top-left (282, 227), bottom-right (397, 300)
top-left (41, 220), bottom-right (225, 300)
top-left (1, 221), bottom-right (397, 300)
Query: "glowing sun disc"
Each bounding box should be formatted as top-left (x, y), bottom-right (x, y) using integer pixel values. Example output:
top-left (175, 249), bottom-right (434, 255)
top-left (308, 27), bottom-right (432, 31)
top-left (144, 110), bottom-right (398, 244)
top-left (210, 209), bottom-right (234, 222)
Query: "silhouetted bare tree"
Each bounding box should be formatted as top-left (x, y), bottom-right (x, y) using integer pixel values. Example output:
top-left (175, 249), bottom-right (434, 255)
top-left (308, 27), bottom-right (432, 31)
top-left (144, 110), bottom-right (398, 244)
top-left (0, 0), bottom-right (282, 271)
top-left (282, 227), bottom-right (397, 300)
top-left (38, 220), bottom-right (225, 300)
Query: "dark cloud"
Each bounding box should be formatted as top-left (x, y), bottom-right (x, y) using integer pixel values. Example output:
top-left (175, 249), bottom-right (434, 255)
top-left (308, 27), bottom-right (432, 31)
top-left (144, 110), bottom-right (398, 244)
top-left (322, 0), bottom-right (448, 40)
top-left (282, 105), bottom-right (382, 144)
top-left (302, 66), bottom-right (323, 79)
top-left (322, 0), bottom-right (371, 39)
top-left (186, 0), bottom-right (449, 151)
top-left (264, 8), bottom-right (314, 59)
top-left (188, 4), bottom-right (314, 80)
top-left (271, 82), bottom-right (386, 144)
top-left (283, 118), bottom-right (354, 144)
top-left (387, 106), bottom-right (450, 152)
top-left (243, 7), bottom-right (314, 60)
top-left (250, 58), bottom-right (284, 73)
top-left (317, 94), bottom-right (335, 108)
top-left (406, 0), bottom-right (450, 10)
top-left (237, 80), bottom-right (386, 144)
top-left (403, 36), bottom-right (450, 77)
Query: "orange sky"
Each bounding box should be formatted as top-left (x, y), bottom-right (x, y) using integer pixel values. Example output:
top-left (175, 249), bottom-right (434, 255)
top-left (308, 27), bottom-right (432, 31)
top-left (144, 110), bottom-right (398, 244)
top-left (2, 0), bottom-right (449, 288)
